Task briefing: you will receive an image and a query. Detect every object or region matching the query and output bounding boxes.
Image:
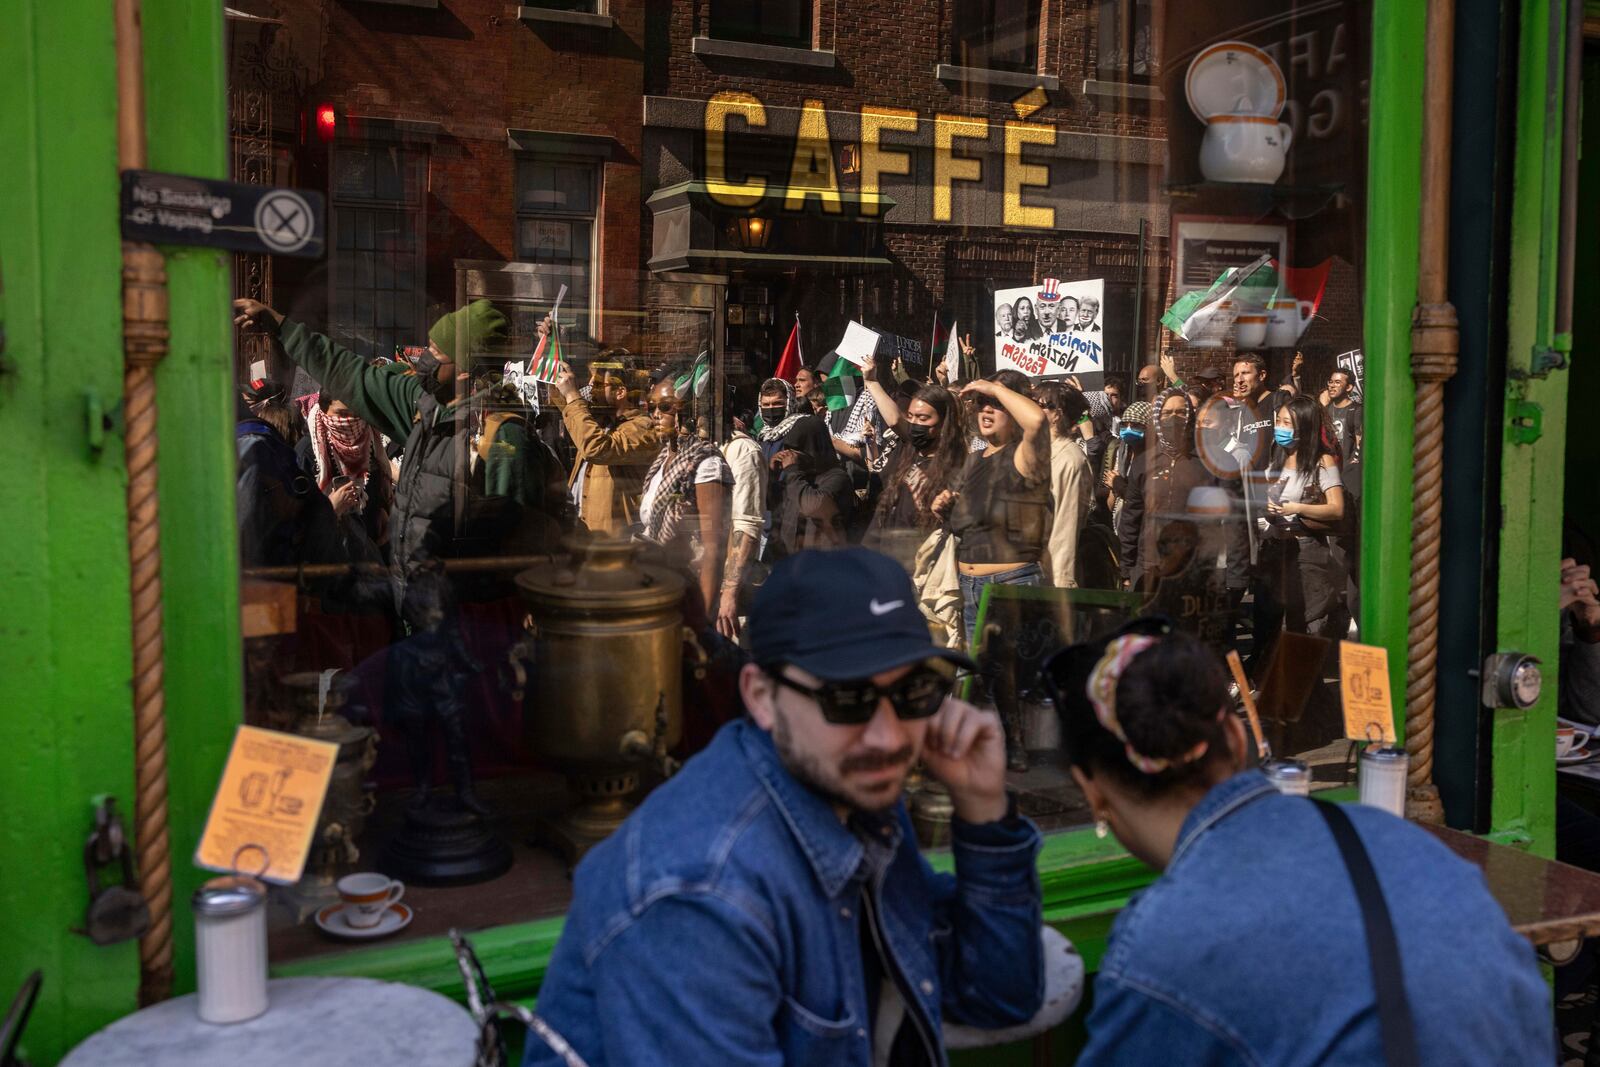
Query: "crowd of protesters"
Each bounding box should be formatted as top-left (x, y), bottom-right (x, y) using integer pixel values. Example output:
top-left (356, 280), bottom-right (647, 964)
top-left (231, 292), bottom-right (1365, 777)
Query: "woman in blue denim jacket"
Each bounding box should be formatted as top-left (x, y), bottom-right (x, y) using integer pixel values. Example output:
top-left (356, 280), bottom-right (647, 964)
top-left (1045, 621), bottom-right (1551, 1065)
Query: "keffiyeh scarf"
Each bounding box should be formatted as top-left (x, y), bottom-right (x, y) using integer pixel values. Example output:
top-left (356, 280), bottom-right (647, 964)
top-left (641, 434), bottom-right (729, 545)
top-left (304, 397), bottom-right (375, 491)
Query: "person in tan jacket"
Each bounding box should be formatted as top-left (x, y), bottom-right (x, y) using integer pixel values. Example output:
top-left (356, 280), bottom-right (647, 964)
top-left (1034, 380), bottom-right (1094, 588)
top-left (547, 349), bottom-right (663, 536)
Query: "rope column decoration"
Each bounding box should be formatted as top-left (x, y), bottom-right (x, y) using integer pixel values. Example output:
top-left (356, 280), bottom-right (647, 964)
top-left (1404, 304), bottom-right (1457, 825)
top-left (124, 243), bottom-right (175, 1005)
top-left (1402, 0), bottom-right (1458, 825)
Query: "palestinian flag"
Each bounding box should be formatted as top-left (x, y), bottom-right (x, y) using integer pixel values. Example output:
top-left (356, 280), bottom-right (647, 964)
top-left (1161, 253), bottom-right (1274, 341)
top-left (675, 348), bottom-right (711, 400)
top-left (529, 324), bottom-right (563, 383)
top-left (821, 354), bottom-right (862, 413)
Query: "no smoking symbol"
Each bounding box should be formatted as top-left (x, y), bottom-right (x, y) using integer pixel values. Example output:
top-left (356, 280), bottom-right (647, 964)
top-left (254, 190), bottom-right (314, 254)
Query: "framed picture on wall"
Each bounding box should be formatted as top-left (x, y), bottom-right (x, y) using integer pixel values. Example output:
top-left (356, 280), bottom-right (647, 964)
top-left (1171, 216), bottom-right (1288, 296)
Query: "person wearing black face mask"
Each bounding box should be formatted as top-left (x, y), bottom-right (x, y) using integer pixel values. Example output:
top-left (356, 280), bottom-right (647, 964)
top-left (1118, 388), bottom-right (1210, 591)
top-left (857, 355), bottom-right (968, 561)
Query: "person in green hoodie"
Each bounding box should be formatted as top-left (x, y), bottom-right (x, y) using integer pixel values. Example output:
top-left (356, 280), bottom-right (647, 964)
top-left (233, 297), bottom-right (559, 605)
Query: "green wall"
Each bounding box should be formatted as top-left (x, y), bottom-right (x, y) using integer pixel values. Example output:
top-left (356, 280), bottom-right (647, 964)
top-left (0, 0), bottom-right (237, 1061)
top-left (0, 4), bottom-right (141, 1064)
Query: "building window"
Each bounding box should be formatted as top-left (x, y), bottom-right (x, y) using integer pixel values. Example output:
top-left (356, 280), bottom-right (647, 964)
top-left (521, 0), bottom-right (600, 12)
top-left (709, 0), bottom-right (811, 50)
top-left (1096, 0), bottom-right (1156, 83)
top-left (951, 0), bottom-right (1040, 74)
top-left (515, 157), bottom-right (598, 336)
top-left (330, 145), bottom-right (426, 361)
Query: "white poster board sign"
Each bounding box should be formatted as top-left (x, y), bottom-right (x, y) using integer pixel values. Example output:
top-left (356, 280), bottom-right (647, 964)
top-left (994, 278), bottom-right (1106, 388)
top-left (836, 320), bottom-right (882, 367)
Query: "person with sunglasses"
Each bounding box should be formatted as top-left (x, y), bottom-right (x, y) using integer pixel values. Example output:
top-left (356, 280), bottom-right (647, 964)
top-left (1042, 620), bottom-right (1550, 1066)
top-left (549, 349), bottom-right (663, 537)
top-left (526, 547), bottom-right (1046, 1067)
top-left (637, 373), bottom-right (733, 617)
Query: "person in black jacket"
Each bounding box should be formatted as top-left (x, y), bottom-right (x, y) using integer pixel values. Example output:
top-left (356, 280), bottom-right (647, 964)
top-left (755, 377), bottom-right (855, 560)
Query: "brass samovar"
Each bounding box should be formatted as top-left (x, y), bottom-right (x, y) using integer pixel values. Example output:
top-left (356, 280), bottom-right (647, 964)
top-left (516, 538), bottom-right (685, 865)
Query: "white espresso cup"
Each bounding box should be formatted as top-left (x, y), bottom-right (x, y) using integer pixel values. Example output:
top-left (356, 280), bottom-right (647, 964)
top-left (1235, 313), bottom-right (1269, 350)
top-left (1558, 726), bottom-right (1591, 759)
top-left (1199, 115), bottom-right (1293, 185)
top-left (1266, 297), bottom-right (1315, 347)
top-left (336, 873), bottom-right (404, 929)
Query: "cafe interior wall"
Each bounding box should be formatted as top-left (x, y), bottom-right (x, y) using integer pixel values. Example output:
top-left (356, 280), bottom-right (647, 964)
top-left (0, 0), bottom-right (1581, 1061)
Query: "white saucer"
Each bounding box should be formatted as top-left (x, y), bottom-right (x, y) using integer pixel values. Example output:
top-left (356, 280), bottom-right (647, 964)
top-left (1186, 41), bottom-right (1286, 121)
top-left (1558, 748), bottom-right (1595, 765)
top-left (315, 900), bottom-right (414, 940)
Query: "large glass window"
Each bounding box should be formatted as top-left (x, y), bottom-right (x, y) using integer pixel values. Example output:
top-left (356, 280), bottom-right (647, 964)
top-left (228, 0), bottom-right (1374, 959)
top-left (329, 145), bottom-right (426, 361)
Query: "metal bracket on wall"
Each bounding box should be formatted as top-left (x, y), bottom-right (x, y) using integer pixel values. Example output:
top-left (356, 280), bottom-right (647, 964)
top-left (84, 390), bottom-right (122, 457)
top-left (1508, 400), bottom-right (1544, 444)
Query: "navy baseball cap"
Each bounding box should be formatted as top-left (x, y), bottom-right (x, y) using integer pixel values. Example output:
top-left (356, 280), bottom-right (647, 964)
top-left (749, 548), bottom-right (976, 680)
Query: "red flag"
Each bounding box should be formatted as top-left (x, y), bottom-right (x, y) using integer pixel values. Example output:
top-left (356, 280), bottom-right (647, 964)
top-left (774, 315), bottom-right (803, 382)
top-left (1271, 258), bottom-right (1334, 317)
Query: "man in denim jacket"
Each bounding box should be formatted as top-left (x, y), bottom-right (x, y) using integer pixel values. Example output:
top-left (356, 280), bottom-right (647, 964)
top-left (525, 547), bottom-right (1045, 1066)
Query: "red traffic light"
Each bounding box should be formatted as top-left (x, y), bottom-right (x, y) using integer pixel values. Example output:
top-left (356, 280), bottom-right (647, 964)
top-left (315, 104), bottom-right (337, 141)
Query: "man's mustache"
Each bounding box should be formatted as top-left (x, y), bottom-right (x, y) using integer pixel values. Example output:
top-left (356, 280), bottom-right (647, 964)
top-left (841, 745), bottom-right (915, 774)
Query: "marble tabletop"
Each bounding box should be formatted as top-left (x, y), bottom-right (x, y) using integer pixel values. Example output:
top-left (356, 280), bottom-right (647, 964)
top-left (60, 976), bottom-right (478, 1067)
top-left (944, 926), bottom-right (1084, 1049)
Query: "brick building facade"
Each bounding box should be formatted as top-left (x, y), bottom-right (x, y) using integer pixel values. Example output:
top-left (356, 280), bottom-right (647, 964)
top-left (228, 0), bottom-right (649, 365)
top-left (227, 0), bottom-right (1371, 400)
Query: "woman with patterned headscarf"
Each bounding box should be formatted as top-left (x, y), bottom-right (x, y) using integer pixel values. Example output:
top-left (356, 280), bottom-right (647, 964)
top-left (1118, 387), bottom-right (1209, 590)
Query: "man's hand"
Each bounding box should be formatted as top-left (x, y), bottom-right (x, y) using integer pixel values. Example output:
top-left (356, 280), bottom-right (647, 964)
top-left (1292, 351), bottom-right (1306, 375)
top-left (860, 353), bottom-right (878, 382)
top-left (232, 298), bottom-right (284, 336)
top-left (1562, 559), bottom-right (1600, 639)
top-left (715, 586), bottom-right (741, 641)
top-left (552, 360), bottom-right (580, 403)
top-left (959, 332), bottom-right (975, 358)
top-left (921, 699), bottom-right (1008, 823)
top-left (771, 449), bottom-right (801, 471)
top-left (537, 315), bottom-right (553, 339)
top-left (934, 361), bottom-right (950, 387)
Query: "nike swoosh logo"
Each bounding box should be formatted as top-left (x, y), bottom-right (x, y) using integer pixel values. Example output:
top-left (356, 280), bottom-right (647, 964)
top-left (869, 599), bottom-right (905, 616)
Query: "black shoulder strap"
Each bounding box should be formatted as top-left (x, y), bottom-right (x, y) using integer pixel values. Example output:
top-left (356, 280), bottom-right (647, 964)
top-left (1314, 800), bottom-right (1420, 1067)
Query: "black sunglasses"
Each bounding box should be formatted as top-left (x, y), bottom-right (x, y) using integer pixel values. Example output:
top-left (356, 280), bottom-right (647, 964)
top-left (764, 665), bottom-right (953, 725)
top-left (650, 401), bottom-right (681, 414)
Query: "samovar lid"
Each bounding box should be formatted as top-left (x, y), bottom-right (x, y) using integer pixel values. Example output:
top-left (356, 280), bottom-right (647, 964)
top-left (516, 536), bottom-right (685, 612)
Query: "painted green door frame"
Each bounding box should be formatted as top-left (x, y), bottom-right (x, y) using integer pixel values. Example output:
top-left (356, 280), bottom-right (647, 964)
top-left (1488, 0), bottom-right (1577, 856)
